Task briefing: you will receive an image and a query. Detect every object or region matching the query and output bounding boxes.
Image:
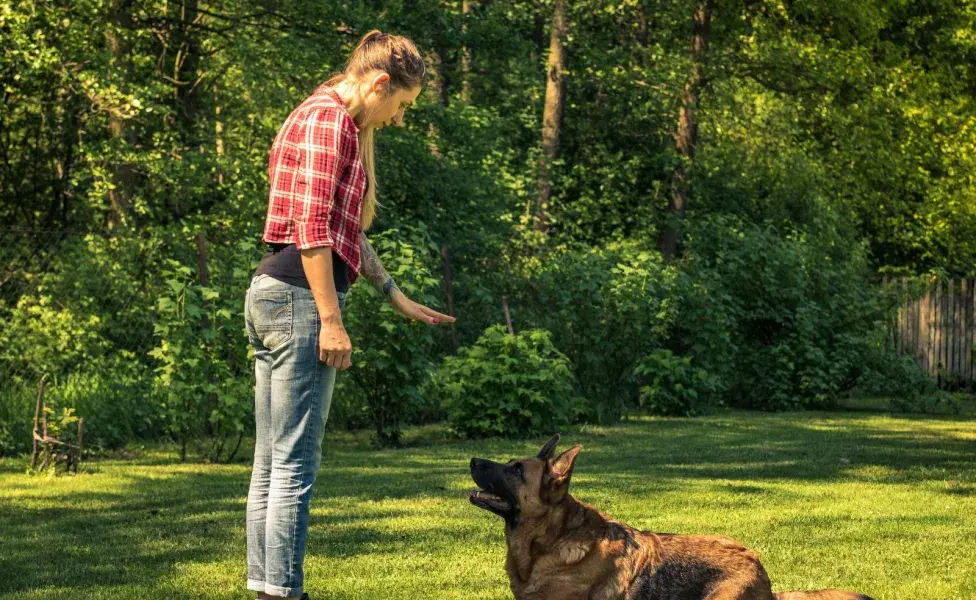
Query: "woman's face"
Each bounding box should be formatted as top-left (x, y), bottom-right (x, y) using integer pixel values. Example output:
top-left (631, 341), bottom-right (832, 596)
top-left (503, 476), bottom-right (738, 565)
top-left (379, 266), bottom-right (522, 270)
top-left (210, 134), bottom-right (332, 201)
top-left (362, 72), bottom-right (421, 130)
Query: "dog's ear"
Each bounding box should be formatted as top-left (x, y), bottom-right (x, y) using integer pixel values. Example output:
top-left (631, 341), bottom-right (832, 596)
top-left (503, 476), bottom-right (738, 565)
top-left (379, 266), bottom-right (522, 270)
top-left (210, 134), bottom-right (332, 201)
top-left (551, 444), bottom-right (582, 483)
top-left (542, 444), bottom-right (582, 504)
top-left (537, 433), bottom-right (560, 460)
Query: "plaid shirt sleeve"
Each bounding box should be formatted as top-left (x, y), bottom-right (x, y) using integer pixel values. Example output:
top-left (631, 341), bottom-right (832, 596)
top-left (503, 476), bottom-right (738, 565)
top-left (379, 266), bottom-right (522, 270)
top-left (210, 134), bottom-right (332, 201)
top-left (294, 107), bottom-right (351, 250)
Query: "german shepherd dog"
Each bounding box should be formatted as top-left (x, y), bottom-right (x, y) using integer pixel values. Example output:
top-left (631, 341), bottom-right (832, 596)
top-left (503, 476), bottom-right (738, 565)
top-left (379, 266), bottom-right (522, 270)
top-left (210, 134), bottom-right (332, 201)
top-left (469, 434), bottom-right (873, 600)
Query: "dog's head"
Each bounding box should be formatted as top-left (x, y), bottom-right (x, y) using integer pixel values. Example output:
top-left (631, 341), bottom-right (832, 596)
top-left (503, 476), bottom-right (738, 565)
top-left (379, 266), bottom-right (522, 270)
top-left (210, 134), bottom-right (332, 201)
top-left (469, 433), bottom-right (582, 526)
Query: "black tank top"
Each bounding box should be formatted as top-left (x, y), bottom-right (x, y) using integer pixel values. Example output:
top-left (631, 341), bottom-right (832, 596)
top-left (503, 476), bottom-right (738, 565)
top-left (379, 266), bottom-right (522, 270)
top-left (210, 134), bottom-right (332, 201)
top-left (253, 243), bottom-right (350, 294)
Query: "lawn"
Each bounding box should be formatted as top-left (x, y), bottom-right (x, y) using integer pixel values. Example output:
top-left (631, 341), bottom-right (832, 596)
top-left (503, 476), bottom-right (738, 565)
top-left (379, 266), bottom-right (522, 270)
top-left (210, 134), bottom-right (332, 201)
top-left (1, 409), bottom-right (974, 600)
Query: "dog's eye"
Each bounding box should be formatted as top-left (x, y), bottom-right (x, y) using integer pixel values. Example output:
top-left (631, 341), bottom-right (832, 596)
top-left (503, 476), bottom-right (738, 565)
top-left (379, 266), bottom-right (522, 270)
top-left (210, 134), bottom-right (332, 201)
top-left (510, 463), bottom-right (524, 480)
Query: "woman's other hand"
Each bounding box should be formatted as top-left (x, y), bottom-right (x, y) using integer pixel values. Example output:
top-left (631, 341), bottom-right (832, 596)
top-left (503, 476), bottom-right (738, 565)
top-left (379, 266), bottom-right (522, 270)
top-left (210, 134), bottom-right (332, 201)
top-left (389, 290), bottom-right (456, 326)
top-left (319, 312), bottom-right (353, 369)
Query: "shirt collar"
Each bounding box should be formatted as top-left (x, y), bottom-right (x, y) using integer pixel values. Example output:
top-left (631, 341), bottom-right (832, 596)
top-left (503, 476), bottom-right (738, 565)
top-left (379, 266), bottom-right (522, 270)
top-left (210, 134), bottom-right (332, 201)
top-left (322, 86), bottom-right (361, 133)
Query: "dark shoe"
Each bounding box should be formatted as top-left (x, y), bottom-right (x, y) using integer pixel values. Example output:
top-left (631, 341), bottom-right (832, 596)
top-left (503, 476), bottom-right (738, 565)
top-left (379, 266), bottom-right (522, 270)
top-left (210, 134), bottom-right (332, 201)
top-left (300, 594), bottom-right (310, 600)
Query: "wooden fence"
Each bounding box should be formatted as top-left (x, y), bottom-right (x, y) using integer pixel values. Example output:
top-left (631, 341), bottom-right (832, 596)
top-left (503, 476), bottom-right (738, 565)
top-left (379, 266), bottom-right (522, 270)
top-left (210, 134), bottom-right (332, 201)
top-left (884, 277), bottom-right (975, 386)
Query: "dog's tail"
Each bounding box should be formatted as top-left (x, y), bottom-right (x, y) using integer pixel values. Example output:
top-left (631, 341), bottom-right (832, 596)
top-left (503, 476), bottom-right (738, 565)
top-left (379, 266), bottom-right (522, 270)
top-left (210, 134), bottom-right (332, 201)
top-left (774, 591), bottom-right (873, 600)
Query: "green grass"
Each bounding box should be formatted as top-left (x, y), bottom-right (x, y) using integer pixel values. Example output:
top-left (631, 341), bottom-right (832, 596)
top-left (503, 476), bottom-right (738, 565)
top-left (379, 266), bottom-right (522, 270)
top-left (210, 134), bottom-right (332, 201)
top-left (2, 410), bottom-right (975, 600)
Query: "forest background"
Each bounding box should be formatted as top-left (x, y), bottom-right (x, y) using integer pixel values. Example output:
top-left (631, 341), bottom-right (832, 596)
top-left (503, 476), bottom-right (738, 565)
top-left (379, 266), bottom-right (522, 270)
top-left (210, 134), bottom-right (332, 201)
top-left (2, 0), bottom-right (975, 458)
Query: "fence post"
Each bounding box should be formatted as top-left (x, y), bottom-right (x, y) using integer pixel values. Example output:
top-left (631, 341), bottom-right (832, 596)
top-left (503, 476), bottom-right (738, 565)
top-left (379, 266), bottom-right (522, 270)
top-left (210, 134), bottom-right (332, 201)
top-left (966, 279), bottom-right (974, 387)
top-left (952, 280), bottom-right (960, 379)
top-left (936, 278), bottom-right (943, 382)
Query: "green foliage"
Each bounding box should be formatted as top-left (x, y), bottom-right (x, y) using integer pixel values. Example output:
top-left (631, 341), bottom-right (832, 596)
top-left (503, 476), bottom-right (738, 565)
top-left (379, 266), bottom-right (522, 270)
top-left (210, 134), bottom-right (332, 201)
top-left (633, 349), bottom-right (721, 416)
top-left (435, 325), bottom-right (582, 439)
top-left (341, 224), bottom-right (443, 446)
top-left (3, 0), bottom-right (973, 450)
top-left (504, 240), bottom-right (680, 422)
top-left (856, 350), bottom-right (945, 413)
top-left (42, 405), bottom-right (79, 441)
top-left (0, 233), bottom-right (169, 456)
top-left (149, 232), bottom-right (255, 463)
top-left (683, 215), bottom-right (896, 410)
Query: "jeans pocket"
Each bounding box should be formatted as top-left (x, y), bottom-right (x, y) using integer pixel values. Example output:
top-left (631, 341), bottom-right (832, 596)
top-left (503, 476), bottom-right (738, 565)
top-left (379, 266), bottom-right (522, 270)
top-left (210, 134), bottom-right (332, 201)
top-left (250, 289), bottom-right (293, 350)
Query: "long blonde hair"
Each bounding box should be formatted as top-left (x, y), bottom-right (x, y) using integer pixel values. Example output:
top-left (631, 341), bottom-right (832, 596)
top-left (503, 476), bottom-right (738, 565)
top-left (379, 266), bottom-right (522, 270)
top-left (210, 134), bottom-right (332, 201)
top-left (324, 30), bottom-right (425, 230)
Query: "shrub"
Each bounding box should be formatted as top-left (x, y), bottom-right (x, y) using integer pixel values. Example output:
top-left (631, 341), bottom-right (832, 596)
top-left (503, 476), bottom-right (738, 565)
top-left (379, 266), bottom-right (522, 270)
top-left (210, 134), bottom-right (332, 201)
top-left (341, 224), bottom-right (443, 446)
top-left (633, 349), bottom-right (721, 416)
top-left (856, 337), bottom-right (943, 412)
top-left (504, 240), bottom-right (680, 422)
top-left (435, 325), bottom-right (582, 439)
top-left (150, 256), bottom-right (251, 462)
top-left (684, 215), bottom-right (890, 410)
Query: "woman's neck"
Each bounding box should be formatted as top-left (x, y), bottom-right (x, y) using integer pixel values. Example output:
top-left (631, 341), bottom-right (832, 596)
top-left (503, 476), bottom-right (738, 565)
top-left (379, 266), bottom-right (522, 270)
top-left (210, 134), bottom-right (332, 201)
top-left (333, 78), bottom-right (367, 128)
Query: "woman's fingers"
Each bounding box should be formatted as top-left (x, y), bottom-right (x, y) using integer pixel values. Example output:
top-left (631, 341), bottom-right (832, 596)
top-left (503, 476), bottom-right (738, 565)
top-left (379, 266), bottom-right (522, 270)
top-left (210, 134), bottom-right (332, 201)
top-left (322, 350), bottom-right (352, 370)
top-left (393, 294), bottom-right (457, 325)
top-left (419, 304), bottom-right (456, 323)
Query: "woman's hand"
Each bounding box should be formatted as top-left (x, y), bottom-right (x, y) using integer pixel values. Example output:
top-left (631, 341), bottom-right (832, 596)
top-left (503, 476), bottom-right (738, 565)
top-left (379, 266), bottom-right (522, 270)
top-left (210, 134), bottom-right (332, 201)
top-left (319, 312), bottom-right (353, 369)
top-left (389, 289), bottom-right (457, 326)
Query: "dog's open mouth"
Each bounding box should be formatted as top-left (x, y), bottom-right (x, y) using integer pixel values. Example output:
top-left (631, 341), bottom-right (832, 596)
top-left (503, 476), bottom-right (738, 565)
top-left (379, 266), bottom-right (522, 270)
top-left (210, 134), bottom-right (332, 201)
top-left (469, 488), bottom-right (510, 512)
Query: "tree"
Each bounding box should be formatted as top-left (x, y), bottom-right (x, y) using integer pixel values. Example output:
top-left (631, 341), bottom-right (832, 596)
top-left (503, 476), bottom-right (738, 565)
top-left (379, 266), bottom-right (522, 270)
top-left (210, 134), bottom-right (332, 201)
top-left (533, 0), bottom-right (567, 233)
top-left (658, 0), bottom-right (713, 256)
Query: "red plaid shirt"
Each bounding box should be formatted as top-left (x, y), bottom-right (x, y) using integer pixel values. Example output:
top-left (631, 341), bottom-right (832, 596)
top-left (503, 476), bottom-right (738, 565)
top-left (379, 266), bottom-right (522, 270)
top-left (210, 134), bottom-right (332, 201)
top-left (262, 86), bottom-right (365, 282)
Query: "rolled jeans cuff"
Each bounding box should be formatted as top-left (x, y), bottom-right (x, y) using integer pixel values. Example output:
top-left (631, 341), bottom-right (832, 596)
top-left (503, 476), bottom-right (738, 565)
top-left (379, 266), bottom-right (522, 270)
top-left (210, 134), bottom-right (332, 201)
top-left (247, 579), bottom-right (303, 598)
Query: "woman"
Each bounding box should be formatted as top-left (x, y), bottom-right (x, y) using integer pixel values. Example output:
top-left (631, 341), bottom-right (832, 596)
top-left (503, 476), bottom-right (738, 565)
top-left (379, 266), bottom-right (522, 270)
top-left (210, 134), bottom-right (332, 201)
top-left (243, 30), bottom-right (455, 600)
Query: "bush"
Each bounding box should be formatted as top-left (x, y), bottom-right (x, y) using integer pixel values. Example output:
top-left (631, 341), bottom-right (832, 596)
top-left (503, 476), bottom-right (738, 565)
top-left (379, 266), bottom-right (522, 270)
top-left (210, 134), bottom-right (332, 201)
top-left (633, 349), bottom-right (721, 416)
top-left (150, 240), bottom-right (254, 463)
top-left (435, 325), bottom-right (582, 439)
top-left (856, 340), bottom-right (943, 412)
top-left (683, 215), bottom-right (890, 410)
top-left (0, 357), bottom-right (164, 458)
top-left (503, 240), bottom-right (680, 422)
top-left (341, 224), bottom-right (443, 446)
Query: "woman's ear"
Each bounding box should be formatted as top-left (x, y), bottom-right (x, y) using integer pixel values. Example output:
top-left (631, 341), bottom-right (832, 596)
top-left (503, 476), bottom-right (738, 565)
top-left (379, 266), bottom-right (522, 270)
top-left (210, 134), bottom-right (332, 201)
top-left (370, 71), bottom-right (392, 96)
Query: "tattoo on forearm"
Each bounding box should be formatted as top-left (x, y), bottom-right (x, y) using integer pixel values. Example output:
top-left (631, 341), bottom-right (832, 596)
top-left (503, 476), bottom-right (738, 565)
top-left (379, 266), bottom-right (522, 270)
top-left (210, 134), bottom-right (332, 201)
top-left (359, 232), bottom-right (399, 299)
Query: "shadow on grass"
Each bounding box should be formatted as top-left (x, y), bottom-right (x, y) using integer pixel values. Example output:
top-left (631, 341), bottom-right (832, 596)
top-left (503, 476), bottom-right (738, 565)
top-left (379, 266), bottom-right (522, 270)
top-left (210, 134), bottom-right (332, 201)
top-left (571, 412), bottom-right (976, 488)
top-left (0, 410), bottom-right (973, 597)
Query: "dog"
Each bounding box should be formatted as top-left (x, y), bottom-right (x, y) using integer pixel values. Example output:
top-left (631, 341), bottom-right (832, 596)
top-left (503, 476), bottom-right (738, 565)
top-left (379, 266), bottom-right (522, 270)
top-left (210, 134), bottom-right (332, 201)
top-left (469, 434), bottom-right (873, 600)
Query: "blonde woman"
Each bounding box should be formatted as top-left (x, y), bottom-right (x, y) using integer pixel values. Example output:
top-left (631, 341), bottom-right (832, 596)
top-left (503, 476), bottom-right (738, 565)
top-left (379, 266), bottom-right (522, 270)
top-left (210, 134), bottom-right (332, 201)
top-left (243, 30), bottom-right (455, 600)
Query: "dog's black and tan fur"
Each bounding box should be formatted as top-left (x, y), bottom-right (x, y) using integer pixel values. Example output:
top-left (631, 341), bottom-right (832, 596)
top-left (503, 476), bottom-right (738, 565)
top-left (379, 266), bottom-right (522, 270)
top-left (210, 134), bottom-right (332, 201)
top-left (469, 434), bottom-right (873, 600)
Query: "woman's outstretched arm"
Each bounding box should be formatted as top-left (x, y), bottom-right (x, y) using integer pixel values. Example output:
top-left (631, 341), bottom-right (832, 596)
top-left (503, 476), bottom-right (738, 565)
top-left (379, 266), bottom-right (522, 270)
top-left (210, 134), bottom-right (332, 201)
top-left (358, 231), bottom-right (456, 326)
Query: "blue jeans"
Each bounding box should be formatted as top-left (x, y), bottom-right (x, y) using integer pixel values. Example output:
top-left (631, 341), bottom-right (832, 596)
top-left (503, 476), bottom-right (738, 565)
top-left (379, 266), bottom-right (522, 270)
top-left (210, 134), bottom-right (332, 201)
top-left (244, 274), bottom-right (346, 597)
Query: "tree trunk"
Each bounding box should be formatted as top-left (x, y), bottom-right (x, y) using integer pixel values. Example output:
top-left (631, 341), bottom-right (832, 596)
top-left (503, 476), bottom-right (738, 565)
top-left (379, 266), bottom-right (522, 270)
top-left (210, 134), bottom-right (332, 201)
top-left (658, 0), bottom-right (713, 256)
top-left (425, 49), bottom-right (446, 159)
top-left (48, 85), bottom-right (79, 230)
top-left (175, 0), bottom-right (202, 123)
top-left (531, 11), bottom-right (545, 63)
top-left (533, 0), bottom-right (567, 234)
top-left (105, 0), bottom-right (138, 229)
top-left (460, 0), bottom-right (474, 102)
top-left (636, 2), bottom-right (648, 47)
top-left (434, 43), bottom-right (452, 107)
top-left (215, 87), bottom-right (224, 185)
